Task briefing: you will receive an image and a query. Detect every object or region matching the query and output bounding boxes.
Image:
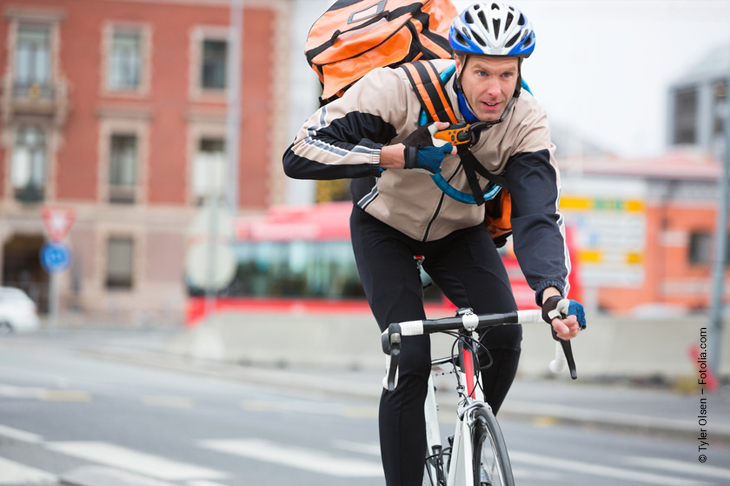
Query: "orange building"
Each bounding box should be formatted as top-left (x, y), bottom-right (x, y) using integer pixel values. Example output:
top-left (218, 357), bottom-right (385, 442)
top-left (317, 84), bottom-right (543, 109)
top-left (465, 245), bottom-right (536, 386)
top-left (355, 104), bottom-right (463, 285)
top-left (561, 150), bottom-right (730, 315)
top-left (0, 0), bottom-right (291, 323)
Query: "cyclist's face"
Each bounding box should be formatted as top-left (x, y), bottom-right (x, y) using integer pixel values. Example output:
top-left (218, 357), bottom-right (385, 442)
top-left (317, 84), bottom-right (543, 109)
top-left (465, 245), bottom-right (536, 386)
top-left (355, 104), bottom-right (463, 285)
top-left (455, 55), bottom-right (519, 122)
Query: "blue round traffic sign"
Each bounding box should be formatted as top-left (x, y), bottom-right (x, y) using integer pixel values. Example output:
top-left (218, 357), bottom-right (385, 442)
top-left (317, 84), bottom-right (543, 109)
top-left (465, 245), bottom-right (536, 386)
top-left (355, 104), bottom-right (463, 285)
top-left (41, 242), bottom-right (72, 273)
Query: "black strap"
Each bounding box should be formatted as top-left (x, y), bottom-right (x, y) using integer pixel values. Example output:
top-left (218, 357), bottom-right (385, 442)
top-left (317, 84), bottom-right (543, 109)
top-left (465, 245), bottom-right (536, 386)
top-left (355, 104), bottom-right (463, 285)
top-left (458, 146), bottom-right (486, 206)
top-left (457, 146), bottom-right (509, 207)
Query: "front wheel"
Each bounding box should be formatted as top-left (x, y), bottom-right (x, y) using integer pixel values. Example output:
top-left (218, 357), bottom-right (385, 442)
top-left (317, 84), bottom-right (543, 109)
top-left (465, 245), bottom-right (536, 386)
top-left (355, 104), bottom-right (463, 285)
top-left (471, 405), bottom-right (515, 486)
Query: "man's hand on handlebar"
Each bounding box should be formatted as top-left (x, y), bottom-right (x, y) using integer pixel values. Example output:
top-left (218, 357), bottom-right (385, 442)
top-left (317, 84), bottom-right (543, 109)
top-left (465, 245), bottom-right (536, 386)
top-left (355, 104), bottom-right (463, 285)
top-left (541, 292), bottom-right (587, 341)
top-left (551, 313), bottom-right (581, 341)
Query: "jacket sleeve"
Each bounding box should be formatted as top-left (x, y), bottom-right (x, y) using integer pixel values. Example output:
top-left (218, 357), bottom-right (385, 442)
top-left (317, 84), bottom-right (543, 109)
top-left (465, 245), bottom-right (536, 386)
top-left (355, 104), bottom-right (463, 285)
top-left (283, 68), bottom-right (405, 181)
top-left (505, 148), bottom-right (571, 306)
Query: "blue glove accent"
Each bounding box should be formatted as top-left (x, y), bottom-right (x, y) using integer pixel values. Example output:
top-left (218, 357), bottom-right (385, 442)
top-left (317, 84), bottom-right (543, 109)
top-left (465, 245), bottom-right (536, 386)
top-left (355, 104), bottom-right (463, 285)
top-left (568, 300), bottom-right (587, 330)
top-left (404, 143), bottom-right (453, 175)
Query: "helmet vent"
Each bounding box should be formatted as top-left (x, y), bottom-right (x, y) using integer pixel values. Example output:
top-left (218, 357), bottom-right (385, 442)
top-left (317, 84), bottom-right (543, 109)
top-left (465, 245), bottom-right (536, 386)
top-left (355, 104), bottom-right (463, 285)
top-left (465, 11), bottom-right (474, 24)
top-left (522, 34), bottom-right (533, 48)
top-left (505, 33), bottom-right (519, 48)
top-left (518, 13), bottom-right (525, 26)
top-left (472, 31), bottom-right (486, 47)
top-left (457, 30), bottom-right (471, 42)
top-left (505, 12), bottom-right (514, 28)
top-left (477, 10), bottom-right (488, 30)
top-left (491, 2), bottom-right (500, 10)
top-left (492, 19), bottom-right (501, 39)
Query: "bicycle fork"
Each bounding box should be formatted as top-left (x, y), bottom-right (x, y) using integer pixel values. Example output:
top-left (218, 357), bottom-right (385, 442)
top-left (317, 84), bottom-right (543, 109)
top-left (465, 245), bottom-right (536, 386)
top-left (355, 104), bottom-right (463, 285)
top-left (424, 375), bottom-right (446, 485)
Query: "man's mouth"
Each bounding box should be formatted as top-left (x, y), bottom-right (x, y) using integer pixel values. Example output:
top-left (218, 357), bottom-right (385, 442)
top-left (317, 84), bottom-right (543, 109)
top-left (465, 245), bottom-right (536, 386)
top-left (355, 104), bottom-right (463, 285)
top-left (484, 102), bottom-right (500, 108)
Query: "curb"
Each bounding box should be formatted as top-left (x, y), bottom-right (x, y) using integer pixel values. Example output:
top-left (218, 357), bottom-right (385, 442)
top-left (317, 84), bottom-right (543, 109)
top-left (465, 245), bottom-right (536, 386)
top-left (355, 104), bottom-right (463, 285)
top-left (499, 400), bottom-right (730, 442)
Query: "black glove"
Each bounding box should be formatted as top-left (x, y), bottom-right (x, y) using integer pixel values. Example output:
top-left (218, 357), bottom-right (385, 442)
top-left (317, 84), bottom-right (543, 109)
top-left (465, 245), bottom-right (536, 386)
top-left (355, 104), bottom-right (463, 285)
top-left (401, 123), bottom-right (453, 175)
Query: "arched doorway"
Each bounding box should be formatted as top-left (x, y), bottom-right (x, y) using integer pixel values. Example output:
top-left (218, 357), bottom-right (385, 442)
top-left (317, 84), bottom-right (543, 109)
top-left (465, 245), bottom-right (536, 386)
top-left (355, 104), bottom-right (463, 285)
top-left (2, 234), bottom-right (48, 313)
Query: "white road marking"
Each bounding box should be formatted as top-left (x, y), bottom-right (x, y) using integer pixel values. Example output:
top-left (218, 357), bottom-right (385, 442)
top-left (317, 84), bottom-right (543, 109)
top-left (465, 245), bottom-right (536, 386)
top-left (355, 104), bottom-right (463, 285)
top-left (627, 457), bottom-right (730, 480)
top-left (335, 440), bottom-right (380, 456)
top-left (199, 438), bottom-right (383, 477)
top-left (0, 424), bottom-right (43, 443)
top-left (0, 383), bottom-right (44, 399)
top-left (241, 399), bottom-right (342, 414)
top-left (187, 481), bottom-right (231, 486)
top-left (142, 395), bottom-right (193, 408)
top-left (511, 451), bottom-right (711, 486)
top-left (45, 441), bottom-right (228, 481)
top-left (332, 440), bottom-right (561, 481)
top-left (0, 457), bottom-right (57, 484)
top-left (61, 466), bottom-right (179, 486)
top-left (0, 383), bottom-right (91, 401)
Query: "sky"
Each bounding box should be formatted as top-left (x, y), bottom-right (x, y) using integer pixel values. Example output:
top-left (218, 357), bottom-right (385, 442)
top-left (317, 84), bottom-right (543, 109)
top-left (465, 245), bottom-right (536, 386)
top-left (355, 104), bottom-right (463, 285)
top-left (451, 0), bottom-right (730, 158)
top-left (293, 0), bottom-right (730, 160)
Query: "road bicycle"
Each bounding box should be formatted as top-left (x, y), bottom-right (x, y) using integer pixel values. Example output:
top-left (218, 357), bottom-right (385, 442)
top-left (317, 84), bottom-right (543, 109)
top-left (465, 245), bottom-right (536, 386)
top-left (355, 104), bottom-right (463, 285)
top-left (381, 305), bottom-right (581, 486)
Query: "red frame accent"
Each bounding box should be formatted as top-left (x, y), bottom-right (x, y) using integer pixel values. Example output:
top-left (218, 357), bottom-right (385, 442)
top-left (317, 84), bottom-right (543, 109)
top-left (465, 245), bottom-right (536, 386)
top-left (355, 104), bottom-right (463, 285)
top-left (462, 347), bottom-right (477, 399)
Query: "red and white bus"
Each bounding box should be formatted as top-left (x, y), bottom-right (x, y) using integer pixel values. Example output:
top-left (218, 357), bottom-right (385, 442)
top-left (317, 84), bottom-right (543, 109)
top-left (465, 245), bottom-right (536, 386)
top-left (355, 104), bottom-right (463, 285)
top-left (186, 202), bottom-right (570, 326)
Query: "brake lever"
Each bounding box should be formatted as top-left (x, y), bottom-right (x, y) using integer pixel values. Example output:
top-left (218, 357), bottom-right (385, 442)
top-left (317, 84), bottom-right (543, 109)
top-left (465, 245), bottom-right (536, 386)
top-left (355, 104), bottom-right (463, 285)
top-left (551, 328), bottom-right (578, 380)
top-left (382, 323), bottom-right (402, 392)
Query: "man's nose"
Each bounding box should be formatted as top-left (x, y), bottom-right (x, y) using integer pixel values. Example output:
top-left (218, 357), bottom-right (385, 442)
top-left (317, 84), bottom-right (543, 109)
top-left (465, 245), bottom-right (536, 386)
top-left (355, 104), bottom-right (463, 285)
top-left (484, 77), bottom-right (501, 97)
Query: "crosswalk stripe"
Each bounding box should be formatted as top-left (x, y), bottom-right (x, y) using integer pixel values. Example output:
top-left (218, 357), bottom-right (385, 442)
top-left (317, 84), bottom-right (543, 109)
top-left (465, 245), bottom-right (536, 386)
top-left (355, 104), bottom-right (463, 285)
top-left (186, 481), bottom-right (230, 486)
top-left (0, 424), bottom-right (43, 443)
top-left (0, 383), bottom-right (44, 399)
top-left (40, 390), bottom-right (92, 402)
top-left (142, 396), bottom-right (193, 408)
top-left (45, 441), bottom-right (227, 481)
top-left (199, 438), bottom-right (383, 477)
top-left (335, 440), bottom-right (380, 456)
top-left (0, 457), bottom-right (57, 485)
top-left (627, 457), bottom-right (730, 480)
top-left (61, 466), bottom-right (179, 486)
top-left (510, 451), bottom-right (711, 486)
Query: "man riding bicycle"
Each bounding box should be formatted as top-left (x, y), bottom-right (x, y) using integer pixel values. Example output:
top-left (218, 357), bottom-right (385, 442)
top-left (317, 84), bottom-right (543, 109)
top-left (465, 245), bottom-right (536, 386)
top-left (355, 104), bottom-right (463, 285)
top-left (283, 3), bottom-right (585, 485)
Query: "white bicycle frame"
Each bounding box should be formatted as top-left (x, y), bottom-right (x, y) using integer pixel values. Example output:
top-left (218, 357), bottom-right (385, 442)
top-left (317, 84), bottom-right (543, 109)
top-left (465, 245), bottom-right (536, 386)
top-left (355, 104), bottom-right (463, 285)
top-left (423, 333), bottom-right (495, 486)
top-left (419, 311), bottom-right (570, 486)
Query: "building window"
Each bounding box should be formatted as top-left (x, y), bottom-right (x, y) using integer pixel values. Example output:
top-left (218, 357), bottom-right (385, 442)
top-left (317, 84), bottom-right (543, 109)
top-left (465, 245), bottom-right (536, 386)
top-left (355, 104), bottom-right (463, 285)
top-left (193, 137), bottom-right (226, 204)
top-left (109, 134), bottom-right (137, 204)
top-left (15, 24), bottom-right (51, 96)
top-left (106, 237), bottom-right (134, 289)
top-left (672, 87), bottom-right (698, 145)
top-left (688, 232), bottom-right (712, 265)
top-left (12, 126), bottom-right (46, 203)
top-left (201, 39), bottom-right (227, 90)
top-left (109, 30), bottom-right (141, 91)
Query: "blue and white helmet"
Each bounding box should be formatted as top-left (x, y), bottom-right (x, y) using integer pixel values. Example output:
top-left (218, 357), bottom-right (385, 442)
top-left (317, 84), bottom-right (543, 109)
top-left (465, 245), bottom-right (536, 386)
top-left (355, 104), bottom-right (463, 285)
top-left (449, 2), bottom-right (535, 58)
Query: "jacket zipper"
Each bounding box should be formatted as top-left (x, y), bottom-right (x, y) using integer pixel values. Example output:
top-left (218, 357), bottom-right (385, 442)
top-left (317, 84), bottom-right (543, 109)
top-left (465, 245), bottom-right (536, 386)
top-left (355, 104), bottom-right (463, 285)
top-left (423, 163), bottom-right (462, 241)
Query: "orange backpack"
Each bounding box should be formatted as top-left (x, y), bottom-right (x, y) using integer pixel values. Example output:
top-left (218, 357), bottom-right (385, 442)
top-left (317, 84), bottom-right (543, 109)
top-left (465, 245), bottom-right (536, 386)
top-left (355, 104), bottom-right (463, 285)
top-left (305, 0), bottom-right (457, 105)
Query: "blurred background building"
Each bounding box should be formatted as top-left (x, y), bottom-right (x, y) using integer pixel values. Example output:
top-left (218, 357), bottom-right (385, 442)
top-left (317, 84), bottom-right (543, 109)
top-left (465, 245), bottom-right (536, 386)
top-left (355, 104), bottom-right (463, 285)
top-left (0, 0), bottom-right (290, 325)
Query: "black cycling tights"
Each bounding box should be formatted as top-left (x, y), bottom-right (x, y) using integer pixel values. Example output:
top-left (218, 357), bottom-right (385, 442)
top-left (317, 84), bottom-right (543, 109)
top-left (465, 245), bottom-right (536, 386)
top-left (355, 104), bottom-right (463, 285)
top-left (350, 207), bottom-right (522, 486)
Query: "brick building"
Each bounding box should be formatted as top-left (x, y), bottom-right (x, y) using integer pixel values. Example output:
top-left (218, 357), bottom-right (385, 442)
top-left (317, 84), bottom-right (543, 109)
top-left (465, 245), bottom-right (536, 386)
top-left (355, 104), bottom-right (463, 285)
top-left (0, 0), bottom-right (292, 324)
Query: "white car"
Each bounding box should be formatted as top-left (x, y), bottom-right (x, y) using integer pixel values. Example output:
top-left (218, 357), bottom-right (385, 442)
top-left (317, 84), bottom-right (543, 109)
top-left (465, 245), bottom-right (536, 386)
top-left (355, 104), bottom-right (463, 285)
top-left (0, 287), bottom-right (40, 334)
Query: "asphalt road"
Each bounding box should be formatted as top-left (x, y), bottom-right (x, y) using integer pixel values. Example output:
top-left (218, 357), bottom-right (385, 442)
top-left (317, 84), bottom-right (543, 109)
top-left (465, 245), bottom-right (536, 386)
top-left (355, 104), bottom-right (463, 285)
top-left (0, 333), bottom-right (729, 486)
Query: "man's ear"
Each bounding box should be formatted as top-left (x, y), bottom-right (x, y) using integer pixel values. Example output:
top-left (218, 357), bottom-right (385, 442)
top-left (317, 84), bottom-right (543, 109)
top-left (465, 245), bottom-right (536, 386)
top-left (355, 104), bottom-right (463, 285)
top-left (454, 54), bottom-right (466, 76)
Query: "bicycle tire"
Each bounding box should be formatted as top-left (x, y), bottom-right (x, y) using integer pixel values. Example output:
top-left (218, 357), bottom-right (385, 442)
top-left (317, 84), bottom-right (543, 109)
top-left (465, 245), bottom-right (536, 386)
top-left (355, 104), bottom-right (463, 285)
top-left (471, 405), bottom-right (515, 486)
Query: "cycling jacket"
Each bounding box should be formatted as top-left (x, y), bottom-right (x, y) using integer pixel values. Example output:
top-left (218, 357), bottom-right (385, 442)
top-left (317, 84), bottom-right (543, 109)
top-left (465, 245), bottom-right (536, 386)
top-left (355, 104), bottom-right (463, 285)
top-left (283, 59), bottom-right (570, 304)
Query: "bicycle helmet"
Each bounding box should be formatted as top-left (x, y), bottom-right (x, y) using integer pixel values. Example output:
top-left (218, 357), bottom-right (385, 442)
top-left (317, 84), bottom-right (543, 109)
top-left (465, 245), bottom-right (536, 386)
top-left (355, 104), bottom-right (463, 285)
top-left (449, 2), bottom-right (535, 58)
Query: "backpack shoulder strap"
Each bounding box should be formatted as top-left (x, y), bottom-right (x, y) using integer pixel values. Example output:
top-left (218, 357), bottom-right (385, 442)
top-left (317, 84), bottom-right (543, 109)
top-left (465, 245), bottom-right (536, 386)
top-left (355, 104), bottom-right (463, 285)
top-left (400, 60), bottom-right (458, 125)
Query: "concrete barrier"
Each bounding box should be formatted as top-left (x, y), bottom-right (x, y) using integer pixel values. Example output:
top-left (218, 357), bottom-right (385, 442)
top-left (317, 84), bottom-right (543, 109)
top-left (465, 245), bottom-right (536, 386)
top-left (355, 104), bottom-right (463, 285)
top-left (167, 311), bottom-right (729, 380)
